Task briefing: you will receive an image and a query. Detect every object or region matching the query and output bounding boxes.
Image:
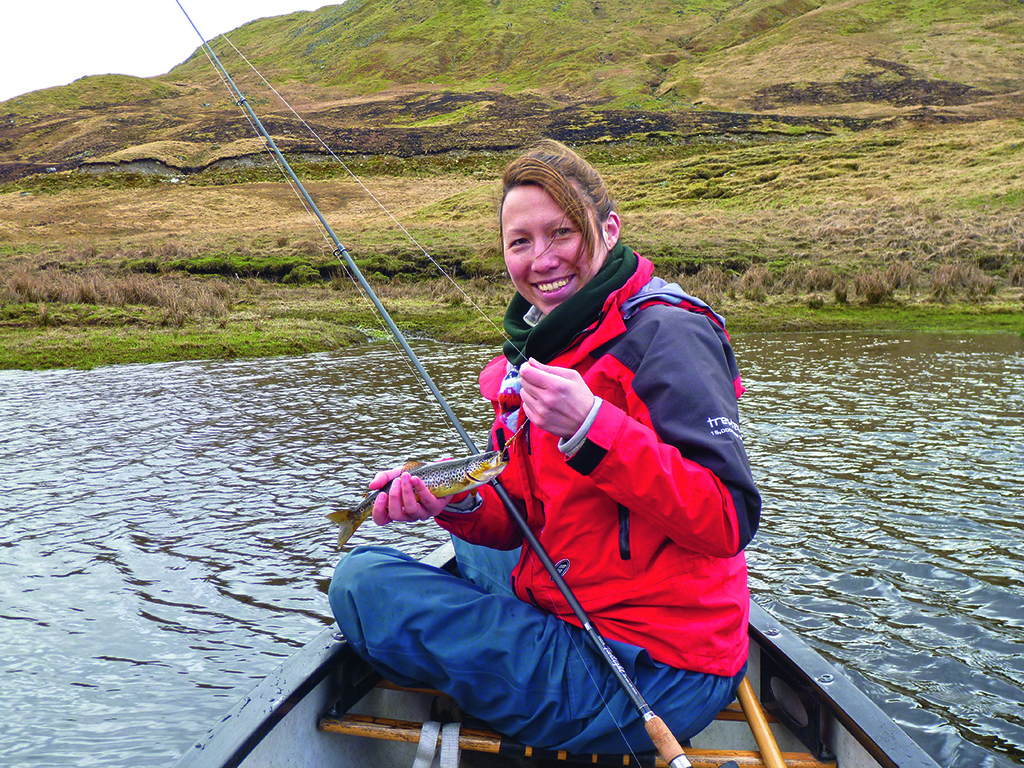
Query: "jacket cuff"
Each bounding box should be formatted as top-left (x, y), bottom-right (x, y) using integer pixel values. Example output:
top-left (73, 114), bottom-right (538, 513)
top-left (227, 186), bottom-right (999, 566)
top-left (442, 491), bottom-right (483, 515)
top-left (557, 397), bottom-right (603, 458)
top-left (565, 399), bottom-right (625, 475)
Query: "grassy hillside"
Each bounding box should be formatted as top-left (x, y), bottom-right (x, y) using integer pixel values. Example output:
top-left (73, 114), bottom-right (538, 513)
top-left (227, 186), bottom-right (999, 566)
top-left (167, 0), bottom-right (1024, 108)
top-left (2, 0), bottom-right (1022, 180)
top-left (0, 0), bottom-right (1021, 369)
top-left (167, 0), bottom-right (714, 101)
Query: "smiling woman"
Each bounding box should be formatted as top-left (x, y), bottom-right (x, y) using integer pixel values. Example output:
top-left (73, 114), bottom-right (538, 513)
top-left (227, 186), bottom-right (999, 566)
top-left (500, 184), bottom-right (613, 314)
top-left (498, 144), bottom-right (620, 316)
top-left (327, 139), bottom-right (762, 758)
top-left (500, 180), bottom-right (620, 317)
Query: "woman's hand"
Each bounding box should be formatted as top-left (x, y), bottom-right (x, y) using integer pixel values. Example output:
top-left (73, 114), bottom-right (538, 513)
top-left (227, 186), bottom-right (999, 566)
top-left (369, 466), bottom-right (453, 526)
top-left (519, 357), bottom-right (596, 439)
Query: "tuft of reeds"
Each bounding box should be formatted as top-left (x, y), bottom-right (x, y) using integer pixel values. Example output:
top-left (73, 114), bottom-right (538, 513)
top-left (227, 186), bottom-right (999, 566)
top-left (855, 270), bottom-right (896, 305)
top-left (668, 253), bottom-right (1021, 310)
top-left (930, 262), bottom-right (997, 302)
top-left (1, 266), bottom-right (236, 320)
top-left (739, 265), bottom-right (772, 303)
top-left (1008, 265), bottom-right (1024, 288)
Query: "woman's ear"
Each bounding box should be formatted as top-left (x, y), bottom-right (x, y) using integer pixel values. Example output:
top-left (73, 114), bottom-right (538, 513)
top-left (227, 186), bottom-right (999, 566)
top-left (602, 212), bottom-right (622, 249)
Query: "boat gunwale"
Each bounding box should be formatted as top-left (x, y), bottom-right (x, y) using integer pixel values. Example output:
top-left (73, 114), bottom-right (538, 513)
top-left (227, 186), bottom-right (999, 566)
top-left (748, 600), bottom-right (940, 768)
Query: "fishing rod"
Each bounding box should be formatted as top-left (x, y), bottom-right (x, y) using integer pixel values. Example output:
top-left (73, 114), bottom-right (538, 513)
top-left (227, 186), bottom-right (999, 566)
top-left (177, 8), bottom-right (731, 768)
top-left (175, 2), bottom-right (475, 452)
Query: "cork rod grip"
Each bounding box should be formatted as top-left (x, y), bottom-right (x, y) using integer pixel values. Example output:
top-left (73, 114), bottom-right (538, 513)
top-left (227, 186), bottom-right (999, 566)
top-left (644, 715), bottom-right (692, 768)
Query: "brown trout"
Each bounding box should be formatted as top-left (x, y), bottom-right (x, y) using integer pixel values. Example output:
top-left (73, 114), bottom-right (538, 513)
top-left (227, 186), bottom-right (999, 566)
top-left (327, 449), bottom-right (508, 547)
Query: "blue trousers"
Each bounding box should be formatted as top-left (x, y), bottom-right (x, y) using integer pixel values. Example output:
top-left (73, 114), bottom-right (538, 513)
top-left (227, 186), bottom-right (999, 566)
top-left (328, 541), bottom-right (744, 756)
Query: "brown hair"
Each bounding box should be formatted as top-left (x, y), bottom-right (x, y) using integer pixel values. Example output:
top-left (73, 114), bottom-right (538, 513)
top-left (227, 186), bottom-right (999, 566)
top-left (500, 140), bottom-right (617, 265)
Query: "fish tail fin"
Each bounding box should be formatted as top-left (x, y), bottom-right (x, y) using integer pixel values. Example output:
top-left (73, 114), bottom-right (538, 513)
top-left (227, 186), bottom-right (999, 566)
top-left (327, 503), bottom-right (372, 549)
top-left (326, 508), bottom-right (358, 549)
top-left (335, 520), bottom-right (356, 549)
top-left (328, 489), bottom-right (382, 549)
top-left (325, 509), bottom-right (351, 524)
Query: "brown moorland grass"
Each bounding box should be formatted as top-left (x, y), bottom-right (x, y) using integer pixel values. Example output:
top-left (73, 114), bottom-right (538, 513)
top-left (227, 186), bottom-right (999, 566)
top-left (1, 121), bottom-right (1022, 369)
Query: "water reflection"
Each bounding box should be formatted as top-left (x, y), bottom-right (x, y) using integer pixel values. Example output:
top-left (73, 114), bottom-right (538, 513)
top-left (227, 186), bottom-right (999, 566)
top-left (0, 332), bottom-right (1021, 767)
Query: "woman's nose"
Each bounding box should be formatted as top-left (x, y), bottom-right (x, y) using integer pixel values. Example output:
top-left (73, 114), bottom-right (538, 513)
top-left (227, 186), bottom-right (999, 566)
top-left (530, 239), bottom-right (561, 270)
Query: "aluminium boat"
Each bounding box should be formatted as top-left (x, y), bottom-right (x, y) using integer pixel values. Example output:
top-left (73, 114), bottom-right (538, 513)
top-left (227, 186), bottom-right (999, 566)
top-left (172, 542), bottom-right (940, 768)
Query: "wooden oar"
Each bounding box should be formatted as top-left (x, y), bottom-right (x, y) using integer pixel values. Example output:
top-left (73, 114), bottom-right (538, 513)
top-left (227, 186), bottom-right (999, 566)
top-left (736, 677), bottom-right (788, 768)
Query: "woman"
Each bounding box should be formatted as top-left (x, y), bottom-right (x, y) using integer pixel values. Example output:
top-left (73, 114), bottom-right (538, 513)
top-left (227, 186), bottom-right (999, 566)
top-left (329, 140), bottom-right (760, 756)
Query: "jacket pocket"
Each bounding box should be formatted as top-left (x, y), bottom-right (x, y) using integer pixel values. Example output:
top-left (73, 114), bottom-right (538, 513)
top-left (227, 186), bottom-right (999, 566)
top-left (618, 505), bottom-right (631, 560)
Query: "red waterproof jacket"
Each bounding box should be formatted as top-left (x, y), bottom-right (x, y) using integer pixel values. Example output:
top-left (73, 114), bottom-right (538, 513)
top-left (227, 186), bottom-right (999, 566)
top-left (438, 256), bottom-right (760, 677)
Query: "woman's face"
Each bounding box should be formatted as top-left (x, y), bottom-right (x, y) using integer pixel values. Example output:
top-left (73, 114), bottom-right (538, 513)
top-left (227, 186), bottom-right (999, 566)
top-left (501, 184), bottom-right (620, 316)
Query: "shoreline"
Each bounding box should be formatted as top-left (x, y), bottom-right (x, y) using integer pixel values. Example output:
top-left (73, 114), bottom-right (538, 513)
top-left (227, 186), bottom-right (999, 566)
top-left (2, 283), bottom-right (1020, 371)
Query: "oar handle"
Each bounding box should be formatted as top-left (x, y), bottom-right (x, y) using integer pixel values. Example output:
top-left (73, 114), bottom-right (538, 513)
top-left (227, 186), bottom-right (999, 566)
top-left (736, 677), bottom-right (788, 768)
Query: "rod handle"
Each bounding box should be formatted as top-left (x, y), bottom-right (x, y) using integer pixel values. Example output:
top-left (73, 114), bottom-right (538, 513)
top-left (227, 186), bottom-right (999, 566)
top-left (644, 715), bottom-right (692, 768)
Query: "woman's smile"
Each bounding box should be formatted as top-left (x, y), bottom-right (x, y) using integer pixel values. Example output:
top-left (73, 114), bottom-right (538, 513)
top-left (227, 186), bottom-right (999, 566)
top-left (536, 275), bottom-right (573, 293)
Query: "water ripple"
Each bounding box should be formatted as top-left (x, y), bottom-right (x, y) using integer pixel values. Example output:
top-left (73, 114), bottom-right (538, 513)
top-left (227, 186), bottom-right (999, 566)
top-left (738, 332), bottom-right (1024, 768)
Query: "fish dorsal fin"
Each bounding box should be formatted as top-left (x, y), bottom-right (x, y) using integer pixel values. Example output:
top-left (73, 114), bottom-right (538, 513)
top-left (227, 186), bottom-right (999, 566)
top-left (399, 460), bottom-right (426, 472)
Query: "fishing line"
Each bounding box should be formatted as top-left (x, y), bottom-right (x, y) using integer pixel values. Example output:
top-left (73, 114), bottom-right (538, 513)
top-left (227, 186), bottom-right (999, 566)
top-left (213, 33), bottom-right (511, 348)
top-left (199, 21), bottom-right (537, 384)
top-left (177, 7), bottom-right (702, 766)
top-left (197, 33), bottom-right (385, 337)
top-left (198, 25), bottom-right (528, 432)
top-left (179, 2), bottom-right (484, 457)
top-left (194, 38), bottom-right (315, 220)
top-left (186, 15), bottom-right (471, 427)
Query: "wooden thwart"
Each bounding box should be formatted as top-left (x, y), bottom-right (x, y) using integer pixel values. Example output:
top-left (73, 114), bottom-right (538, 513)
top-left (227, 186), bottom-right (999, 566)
top-left (319, 712), bottom-right (833, 767)
top-left (318, 677), bottom-right (835, 768)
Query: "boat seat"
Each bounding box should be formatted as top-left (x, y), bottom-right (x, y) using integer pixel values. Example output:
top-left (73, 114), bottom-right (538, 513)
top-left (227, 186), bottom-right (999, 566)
top-left (318, 677), bottom-right (836, 768)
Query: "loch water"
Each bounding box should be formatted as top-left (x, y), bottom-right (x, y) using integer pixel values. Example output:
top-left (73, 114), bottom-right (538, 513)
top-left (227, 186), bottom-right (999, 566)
top-left (0, 331), bottom-right (1021, 767)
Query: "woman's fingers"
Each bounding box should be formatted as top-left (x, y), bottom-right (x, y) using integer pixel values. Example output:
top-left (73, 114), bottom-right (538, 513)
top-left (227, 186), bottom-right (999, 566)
top-left (371, 472), bottom-right (452, 525)
top-left (519, 358), bottom-right (595, 438)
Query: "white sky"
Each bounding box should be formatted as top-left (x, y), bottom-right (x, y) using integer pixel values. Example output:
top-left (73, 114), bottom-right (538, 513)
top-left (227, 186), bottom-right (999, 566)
top-left (0, 1), bottom-right (334, 103)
